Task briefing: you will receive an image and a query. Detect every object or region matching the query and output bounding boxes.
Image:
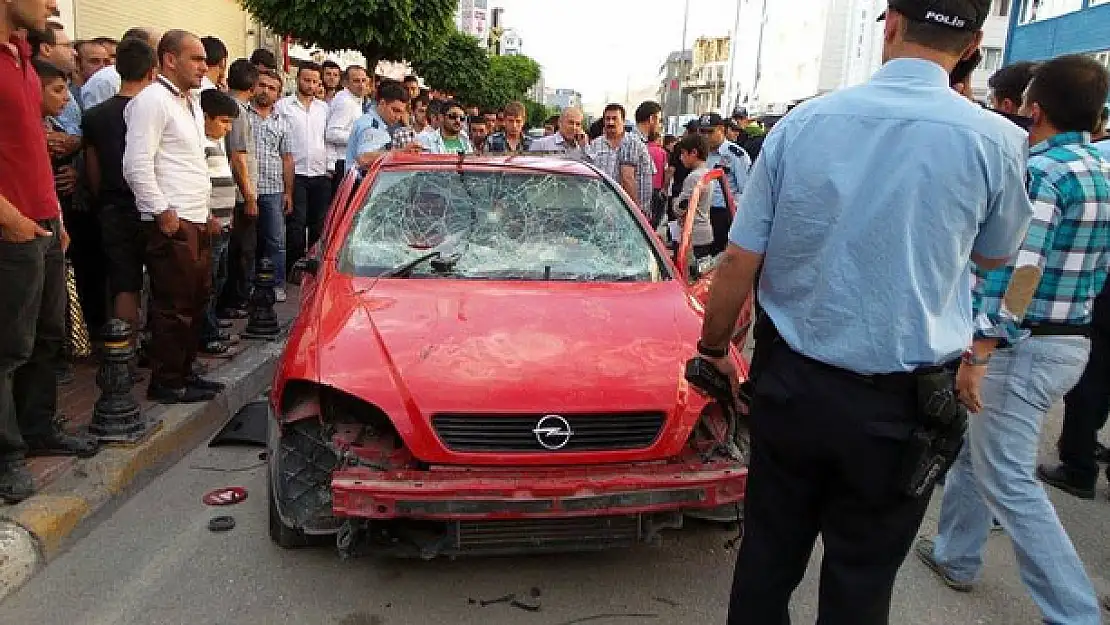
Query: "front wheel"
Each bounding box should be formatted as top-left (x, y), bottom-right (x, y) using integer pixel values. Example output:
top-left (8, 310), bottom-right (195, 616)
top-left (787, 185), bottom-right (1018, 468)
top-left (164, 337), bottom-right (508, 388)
top-left (267, 471), bottom-right (314, 549)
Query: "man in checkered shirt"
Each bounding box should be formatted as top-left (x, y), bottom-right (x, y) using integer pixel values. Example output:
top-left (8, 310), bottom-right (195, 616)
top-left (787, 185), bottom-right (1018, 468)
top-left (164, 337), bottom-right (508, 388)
top-left (918, 55), bottom-right (1110, 625)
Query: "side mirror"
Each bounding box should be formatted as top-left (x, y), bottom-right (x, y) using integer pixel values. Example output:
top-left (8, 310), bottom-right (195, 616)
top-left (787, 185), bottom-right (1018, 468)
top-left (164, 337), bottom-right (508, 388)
top-left (293, 257), bottom-right (320, 276)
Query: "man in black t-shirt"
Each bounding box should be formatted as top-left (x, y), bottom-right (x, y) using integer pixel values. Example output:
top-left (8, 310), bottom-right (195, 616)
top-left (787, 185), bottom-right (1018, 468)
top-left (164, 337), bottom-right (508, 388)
top-left (667, 119), bottom-right (699, 217)
top-left (82, 38), bottom-right (156, 345)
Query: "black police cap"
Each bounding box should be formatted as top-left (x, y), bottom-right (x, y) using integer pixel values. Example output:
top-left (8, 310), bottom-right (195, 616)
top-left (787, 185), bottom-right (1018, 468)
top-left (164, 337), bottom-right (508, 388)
top-left (876, 0), bottom-right (990, 31)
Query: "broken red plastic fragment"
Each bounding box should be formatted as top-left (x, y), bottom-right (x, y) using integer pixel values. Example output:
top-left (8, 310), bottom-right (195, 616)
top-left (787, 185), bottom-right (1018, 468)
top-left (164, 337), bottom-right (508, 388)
top-left (202, 486), bottom-right (248, 506)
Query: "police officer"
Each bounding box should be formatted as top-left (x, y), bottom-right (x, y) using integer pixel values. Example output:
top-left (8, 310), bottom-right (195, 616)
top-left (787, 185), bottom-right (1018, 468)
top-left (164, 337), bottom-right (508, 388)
top-left (693, 1), bottom-right (1030, 623)
top-left (696, 113), bottom-right (750, 255)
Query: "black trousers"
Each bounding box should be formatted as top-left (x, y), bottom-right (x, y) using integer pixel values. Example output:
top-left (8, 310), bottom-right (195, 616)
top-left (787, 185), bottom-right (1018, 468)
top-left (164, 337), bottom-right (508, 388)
top-left (710, 207), bottom-right (732, 256)
top-left (728, 339), bottom-right (932, 625)
top-left (220, 202), bottom-right (257, 311)
top-left (0, 220), bottom-right (66, 461)
top-left (62, 204), bottom-right (108, 338)
top-left (287, 175), bottom-right (332, 275)
top-left (1058, 325), bottom-right (1110, 486)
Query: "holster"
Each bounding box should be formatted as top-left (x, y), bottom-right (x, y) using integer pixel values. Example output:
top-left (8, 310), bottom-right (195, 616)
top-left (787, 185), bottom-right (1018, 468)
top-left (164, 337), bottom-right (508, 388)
top-left (899, 369), bottom-right (968, 499)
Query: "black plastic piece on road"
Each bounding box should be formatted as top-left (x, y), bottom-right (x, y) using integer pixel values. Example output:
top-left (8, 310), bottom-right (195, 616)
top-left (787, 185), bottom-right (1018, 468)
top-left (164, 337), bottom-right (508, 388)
top-left (210, 400), bottom-right (269, 447)
top-left (208, 516), bottom-right (236, 532)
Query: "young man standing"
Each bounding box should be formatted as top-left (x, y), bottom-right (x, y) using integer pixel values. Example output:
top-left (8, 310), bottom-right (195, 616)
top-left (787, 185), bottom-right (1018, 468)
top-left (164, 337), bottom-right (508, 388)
top-left (249, 69), bottom-right (295, 303)
top-left (320, 60), bottom-right (341, 102)
top-left (84, 37), bottom-right (157, 351)
top-left (347, 80), bottom-right (417, 170)
top-left (218, 59), bottom-right (259, 319)
top-left (199, 36), bottom-right (227, 92)
top-left (467, 115), bottom-right (489, 154)
top-left (324, 65), bottom-right (370, 185)
top-left (123, 30), bottom-right (223, 403)
top-left (485, 101), bottom-right (532, 154)
top-left (418, 100), bottom-right (473, 154)
top-left (198, 89), bottom-right (239, 356)
top-left (0, 0), bottom-right (100, 504)
top-left (276, 62), bottom-right (330, 281)
top-left (920, 56), bottom-right (1110, 625)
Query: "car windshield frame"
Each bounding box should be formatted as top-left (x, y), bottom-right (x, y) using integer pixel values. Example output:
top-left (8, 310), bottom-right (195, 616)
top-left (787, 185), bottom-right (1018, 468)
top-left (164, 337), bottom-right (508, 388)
top-left (337, 164), bottom-right (672, 283)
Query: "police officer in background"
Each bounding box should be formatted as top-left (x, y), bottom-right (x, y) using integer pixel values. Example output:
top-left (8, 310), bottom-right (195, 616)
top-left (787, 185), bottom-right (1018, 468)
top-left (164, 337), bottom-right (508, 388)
top-left (693, 1), bottom-right (1032, 622)
top-left (696, 113), bottom-right (750, 255)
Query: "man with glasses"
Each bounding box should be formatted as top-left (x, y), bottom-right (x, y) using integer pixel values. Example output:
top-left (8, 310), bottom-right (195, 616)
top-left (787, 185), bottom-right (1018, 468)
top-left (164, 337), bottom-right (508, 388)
top-left (696, 113), bottom-right (751, 255)
top-left (418, 101), bottom-right (474, 154)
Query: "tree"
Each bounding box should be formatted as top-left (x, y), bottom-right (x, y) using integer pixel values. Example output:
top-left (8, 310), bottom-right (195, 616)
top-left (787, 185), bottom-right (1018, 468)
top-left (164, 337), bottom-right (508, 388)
top-left (463, 54), bottom-right (543, 111)
top-left (409, 31), bottom-right (490, 100)
top-left (524, 99), bottom-right (556, 129)
top-left (237, 0), bottom-right (458, 70)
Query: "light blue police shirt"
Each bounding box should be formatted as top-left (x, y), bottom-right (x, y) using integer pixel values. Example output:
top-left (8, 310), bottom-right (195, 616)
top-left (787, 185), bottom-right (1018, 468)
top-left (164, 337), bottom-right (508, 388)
top-left (1096, 139), bottom-right (1110, 159)
top-left (730, 58), bottom-right (1034, 374)
top-left (346, 108), bottom-right (392, 168)
top-left (707, 139), bottom-right (750, 209)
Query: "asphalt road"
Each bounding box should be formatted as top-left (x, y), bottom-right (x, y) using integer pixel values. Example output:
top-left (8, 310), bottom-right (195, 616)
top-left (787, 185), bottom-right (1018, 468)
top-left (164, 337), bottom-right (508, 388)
top-left (4, 405), bottom-right (1110, 625)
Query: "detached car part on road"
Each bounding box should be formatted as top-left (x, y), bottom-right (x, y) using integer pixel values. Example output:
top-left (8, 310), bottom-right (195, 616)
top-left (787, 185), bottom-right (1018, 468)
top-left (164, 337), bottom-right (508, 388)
top-left (267, 155), bottom-right (751, 558)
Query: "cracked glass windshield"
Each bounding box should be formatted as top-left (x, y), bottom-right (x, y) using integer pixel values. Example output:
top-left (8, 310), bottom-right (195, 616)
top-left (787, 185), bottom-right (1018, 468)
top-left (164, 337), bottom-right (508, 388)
top-left (339, 169), bottom-right (666, 281)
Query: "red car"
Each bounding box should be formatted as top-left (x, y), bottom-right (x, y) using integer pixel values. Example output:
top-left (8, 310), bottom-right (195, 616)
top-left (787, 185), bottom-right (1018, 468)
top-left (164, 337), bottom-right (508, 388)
top-left (267, 154), bottom-right (751, 557)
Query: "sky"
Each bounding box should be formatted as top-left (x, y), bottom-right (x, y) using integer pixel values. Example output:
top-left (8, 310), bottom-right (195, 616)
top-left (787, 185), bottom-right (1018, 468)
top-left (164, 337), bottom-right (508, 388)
top-left (493, 0), bottom-right (742, 112)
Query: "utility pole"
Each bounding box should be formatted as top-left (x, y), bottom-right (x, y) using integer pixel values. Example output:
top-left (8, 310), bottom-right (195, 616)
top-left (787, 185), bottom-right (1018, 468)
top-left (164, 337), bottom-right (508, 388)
top-left (724, 0), bottom-right (744, 114)
top-left (678, 0), bottom-right (690, 116)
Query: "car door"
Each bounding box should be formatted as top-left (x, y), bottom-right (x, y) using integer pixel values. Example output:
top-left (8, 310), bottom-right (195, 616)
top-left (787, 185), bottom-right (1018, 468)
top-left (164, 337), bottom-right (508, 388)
top-left (674, 169), bottom-right (754, 351)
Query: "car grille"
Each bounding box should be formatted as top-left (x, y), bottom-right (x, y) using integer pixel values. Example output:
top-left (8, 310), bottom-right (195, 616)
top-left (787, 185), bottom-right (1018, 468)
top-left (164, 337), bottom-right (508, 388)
top-left (431, 412), bottom-right (666, 453)
top-left (455, 516), bottom-right (641, 555)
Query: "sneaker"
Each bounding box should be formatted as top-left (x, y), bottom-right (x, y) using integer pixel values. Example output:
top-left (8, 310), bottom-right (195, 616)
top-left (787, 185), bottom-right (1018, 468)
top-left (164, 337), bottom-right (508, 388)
top-left (1097, 442), bottom-right (1110, 465)
top-left (147, 382), bottom-right (217, 404)
top-left (1037, 463), bottom-right (1096, 500)
top-left (0, 462), bottom-right (34, 504)
top-left (25, 418), bottom-right (100, 458)
top-left (274, 287), bottom-right (288, 303)
top-left (186, 374), bottom-right (226, 393)
top-left (914, 537), bottom-right (975, 592)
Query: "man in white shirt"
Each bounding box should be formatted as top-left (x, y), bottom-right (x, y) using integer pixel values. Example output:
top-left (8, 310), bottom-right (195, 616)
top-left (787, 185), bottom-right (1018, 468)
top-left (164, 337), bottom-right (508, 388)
top-left (275, 62), bottom-right (330, 279)
top-left (122, 30), bottom-right (223, 404)
top-left (198, 36), bottom-right (226, 92)
top-left (82, 27), bottom-right (157, 109)
top-left (324, 65), bottom-right (370, 187)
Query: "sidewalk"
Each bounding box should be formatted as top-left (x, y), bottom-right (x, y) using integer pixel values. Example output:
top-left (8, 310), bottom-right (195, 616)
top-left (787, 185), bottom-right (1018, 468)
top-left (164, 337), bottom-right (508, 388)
top-left (0, 287), bottom-right (301, 600)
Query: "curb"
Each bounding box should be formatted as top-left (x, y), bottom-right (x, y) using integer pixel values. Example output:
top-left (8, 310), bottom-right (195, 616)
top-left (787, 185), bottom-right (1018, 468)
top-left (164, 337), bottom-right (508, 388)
top-left (0, 336), bottom-right (286, 602)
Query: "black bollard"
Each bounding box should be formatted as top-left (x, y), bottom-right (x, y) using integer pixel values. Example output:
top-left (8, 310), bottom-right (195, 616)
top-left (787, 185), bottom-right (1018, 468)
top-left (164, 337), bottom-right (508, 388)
top-left (89, 319), bottom-right (160, 443)
top-left (244, 258), bottom-right (281, 340)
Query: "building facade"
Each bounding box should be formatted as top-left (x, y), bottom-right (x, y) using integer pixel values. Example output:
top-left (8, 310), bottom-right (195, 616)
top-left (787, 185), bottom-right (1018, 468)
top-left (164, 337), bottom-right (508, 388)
top-left (685, 36), bottom-right (730, 115)
top-left (68, 0), bottom-right (259, 59)
top-left (658, 50), bottom-right (693, 119)
top-left (1004, 0), bottom-right (1110, 74)
top-left (456, 0), bottom-right (490, 40)
top-left (547, 88), bottom-right (583, 111)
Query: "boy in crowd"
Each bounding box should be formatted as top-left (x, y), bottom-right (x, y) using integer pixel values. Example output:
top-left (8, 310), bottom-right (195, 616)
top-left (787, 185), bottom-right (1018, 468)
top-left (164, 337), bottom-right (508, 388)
top-left (672, 134), bottom-right (714, 260)
top-left (199, 89), bottom-right (240, 357)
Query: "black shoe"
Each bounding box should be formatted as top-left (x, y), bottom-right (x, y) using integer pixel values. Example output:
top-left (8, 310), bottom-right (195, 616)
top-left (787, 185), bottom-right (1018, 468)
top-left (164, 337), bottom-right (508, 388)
top-left (0, 462), bottom-right (34, 504)
top-left (147, 382), bottom-right (217, 404)
top-left (1036, 463), bottom-right (1096, 500)
top-left (25, 419), bottom-right (100, 458)
top-left (1096, 442), bottom-right (1110, 464)
top-left (186, 375), bottom-right (226, 393)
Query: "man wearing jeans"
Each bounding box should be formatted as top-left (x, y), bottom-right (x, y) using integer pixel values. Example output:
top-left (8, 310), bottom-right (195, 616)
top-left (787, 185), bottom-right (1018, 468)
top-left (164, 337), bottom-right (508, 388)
top-left (249, 69), bottom-right (293, 302)
top-left (917, 55), bottom-right (1110, 625)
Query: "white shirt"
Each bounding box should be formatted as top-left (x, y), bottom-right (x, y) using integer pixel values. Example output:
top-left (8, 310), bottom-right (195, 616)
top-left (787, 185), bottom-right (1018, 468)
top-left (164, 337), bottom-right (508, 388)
top-left (82, 65), bottom-right (121, 109)
top-left (122, 77), bottom-right (212, 224)
top-left (275, 95), bottom-right (330, 177)
top-left (324, 89), bottom-right (363, 171)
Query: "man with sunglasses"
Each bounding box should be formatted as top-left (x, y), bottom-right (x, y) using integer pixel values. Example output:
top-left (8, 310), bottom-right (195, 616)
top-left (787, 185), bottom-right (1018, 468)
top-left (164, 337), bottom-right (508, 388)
top-left (418, 100), bottom-right (473, 154)
top-left (696, 113), bottom-right (750, 255)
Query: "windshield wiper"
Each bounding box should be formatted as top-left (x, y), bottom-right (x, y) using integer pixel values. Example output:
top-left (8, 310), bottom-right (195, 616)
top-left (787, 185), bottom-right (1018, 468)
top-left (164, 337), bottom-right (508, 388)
top-left (381, 251), bottom-right (462, 278)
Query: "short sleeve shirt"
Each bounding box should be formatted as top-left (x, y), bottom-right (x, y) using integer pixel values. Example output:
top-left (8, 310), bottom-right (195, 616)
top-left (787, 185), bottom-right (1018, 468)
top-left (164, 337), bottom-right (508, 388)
top-left (250, 107), bottom-right (293, 195)
top-left (82, 95), bottom-right (134, 207)
top-left (0, 37), bottom-right (58, 220)
top-left (227, 98), bottom-right (258, 202)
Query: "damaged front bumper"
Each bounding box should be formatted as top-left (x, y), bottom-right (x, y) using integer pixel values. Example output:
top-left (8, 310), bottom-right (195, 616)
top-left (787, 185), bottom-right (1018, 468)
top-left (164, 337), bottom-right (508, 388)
top-left (331, 461), bottom-right (746, 520)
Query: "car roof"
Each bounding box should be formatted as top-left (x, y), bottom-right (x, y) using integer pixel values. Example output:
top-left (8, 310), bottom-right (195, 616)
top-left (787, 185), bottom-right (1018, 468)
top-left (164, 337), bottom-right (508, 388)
top-left (377, 153), bottom-right (603, 178)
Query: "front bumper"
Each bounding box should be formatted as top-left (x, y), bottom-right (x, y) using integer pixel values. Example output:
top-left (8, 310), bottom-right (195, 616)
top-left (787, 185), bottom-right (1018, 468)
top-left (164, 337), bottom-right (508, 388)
top-left (331, 460), bottom-right (747, 520)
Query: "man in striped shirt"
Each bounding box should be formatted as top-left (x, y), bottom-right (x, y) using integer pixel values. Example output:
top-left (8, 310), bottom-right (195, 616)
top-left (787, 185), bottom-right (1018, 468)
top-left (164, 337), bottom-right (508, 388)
top-left (918, 55), bottom-right (1110, 625)
top-left (199, 89), bottom-right (238, 356)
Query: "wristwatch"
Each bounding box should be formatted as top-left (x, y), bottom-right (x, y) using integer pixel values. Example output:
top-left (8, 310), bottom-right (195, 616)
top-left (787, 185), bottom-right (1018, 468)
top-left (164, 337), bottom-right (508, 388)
top-left (962, 350), bottom-right (991, 366)
top-left (697, 340), bottom-right (728, 359)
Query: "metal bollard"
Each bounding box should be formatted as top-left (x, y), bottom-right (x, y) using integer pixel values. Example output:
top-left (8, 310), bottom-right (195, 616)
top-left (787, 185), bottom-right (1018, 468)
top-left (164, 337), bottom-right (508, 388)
top-left (89, 319), bottom-right (160, 443)
top-left (244, 258), bottom-right (281, 340)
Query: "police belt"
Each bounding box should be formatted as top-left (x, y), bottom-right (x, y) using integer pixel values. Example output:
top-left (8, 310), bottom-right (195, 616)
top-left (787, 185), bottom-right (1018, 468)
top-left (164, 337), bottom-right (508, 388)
top-left (1021, 321), bottom-right (1091, 337)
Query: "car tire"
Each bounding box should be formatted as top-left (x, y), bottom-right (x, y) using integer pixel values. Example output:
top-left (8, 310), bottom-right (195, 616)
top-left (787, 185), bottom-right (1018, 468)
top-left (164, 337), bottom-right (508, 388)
top-left (267, 467), bottom-right (315, 549)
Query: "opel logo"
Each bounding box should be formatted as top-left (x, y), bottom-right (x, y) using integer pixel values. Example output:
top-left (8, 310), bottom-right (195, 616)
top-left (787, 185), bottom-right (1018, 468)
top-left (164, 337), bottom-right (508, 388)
top-left (533, 415), bottom-right (573, 450)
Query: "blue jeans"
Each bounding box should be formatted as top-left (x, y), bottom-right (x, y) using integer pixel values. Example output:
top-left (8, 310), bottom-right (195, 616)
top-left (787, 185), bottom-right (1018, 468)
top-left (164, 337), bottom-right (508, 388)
top-left (931, 335), bottom-right (1098, 625)
top-left (201, 227), bottom-right (231, 343)
top-left (256, 193), bottom-right (286, 286)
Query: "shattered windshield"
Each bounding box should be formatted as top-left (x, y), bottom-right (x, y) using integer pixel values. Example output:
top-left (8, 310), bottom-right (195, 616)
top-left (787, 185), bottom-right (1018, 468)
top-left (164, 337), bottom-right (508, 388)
top-left (338, 168), bottom-right (667, 282)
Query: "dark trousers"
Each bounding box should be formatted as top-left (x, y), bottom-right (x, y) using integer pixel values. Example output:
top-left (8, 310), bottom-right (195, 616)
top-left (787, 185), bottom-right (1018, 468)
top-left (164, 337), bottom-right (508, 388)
top-left (1058, 325), bottom-right (1110, 486)
top-left (220, 203), bottom-right (257, 311)
top-left (201, 226), bottom-right (232, 343)
top-left (287, 175), bottom-right (332, 275)
top-left (0, 220), bottom-right (65, 461)
top-left (710, 207), bottom-right (732, 256)
top-left (144, 221), bottom-right (212, 389)
top-left (728, 339), bottom-right (932, 625)
top-left (330, 161), bottom-right (346, 198)
top-left (62, 204), bottom-right (108, 337)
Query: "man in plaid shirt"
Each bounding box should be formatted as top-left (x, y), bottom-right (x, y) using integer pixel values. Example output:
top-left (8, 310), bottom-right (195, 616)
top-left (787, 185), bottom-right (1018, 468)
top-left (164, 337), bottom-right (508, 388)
top-left (918, 56), bottom-right (1110, 625)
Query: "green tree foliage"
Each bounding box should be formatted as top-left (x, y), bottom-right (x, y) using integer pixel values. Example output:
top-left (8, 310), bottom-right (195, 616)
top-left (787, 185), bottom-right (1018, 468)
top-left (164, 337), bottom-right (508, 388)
top-left (237, 0), bottom-right (458, 69)
top-left (524, 99), bottom-right (556, 129)
top-left (409, 31), bottom-right (490, 100)
top-left (460, 54), bottom-right (543, 111)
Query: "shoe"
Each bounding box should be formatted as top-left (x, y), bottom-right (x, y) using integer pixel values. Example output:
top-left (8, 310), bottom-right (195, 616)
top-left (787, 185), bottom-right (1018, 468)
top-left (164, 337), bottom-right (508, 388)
top-left (24, 419), bottom-right (100, 458)
top-left (217, 307), bottom-right (249, 320)
top-left (0, 462), bottom-right (34, 504)
top-left (1036, 463), bottom-right (1096, 500)
top-left (146, 382), bottom-right (217, 404)
top-left (186, 375), bottom-right (226, 393)
top-left (274, 287), bottom-right (288, 303)
top-left (914, 538), bottom-right (975, 592)
top-left (199, 340), bottom-right (231, 356)
top-left (1097, 442), bottom-right (1110, 464)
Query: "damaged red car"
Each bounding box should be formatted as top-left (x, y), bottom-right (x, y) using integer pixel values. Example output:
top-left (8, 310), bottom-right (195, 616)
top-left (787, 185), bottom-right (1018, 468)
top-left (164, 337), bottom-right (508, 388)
top-left (267, 153), bottom-right (750, 558)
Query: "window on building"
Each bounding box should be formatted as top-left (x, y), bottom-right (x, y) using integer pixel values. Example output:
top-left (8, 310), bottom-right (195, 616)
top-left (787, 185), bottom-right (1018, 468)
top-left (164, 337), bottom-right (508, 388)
top-left (982, 47), bottom-right (1004, 74)
top-left (1020, 0), bottom-right (1084, 23)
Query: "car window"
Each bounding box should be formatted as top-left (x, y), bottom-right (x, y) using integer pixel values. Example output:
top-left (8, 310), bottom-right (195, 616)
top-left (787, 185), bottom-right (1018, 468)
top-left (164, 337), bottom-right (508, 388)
top-left (338, 169), bottom-right (667, 282)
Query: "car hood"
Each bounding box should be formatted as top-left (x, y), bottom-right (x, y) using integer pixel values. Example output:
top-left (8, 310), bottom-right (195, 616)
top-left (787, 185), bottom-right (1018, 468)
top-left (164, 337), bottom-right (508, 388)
top-left (315, 277), bottom-right (701, 415)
